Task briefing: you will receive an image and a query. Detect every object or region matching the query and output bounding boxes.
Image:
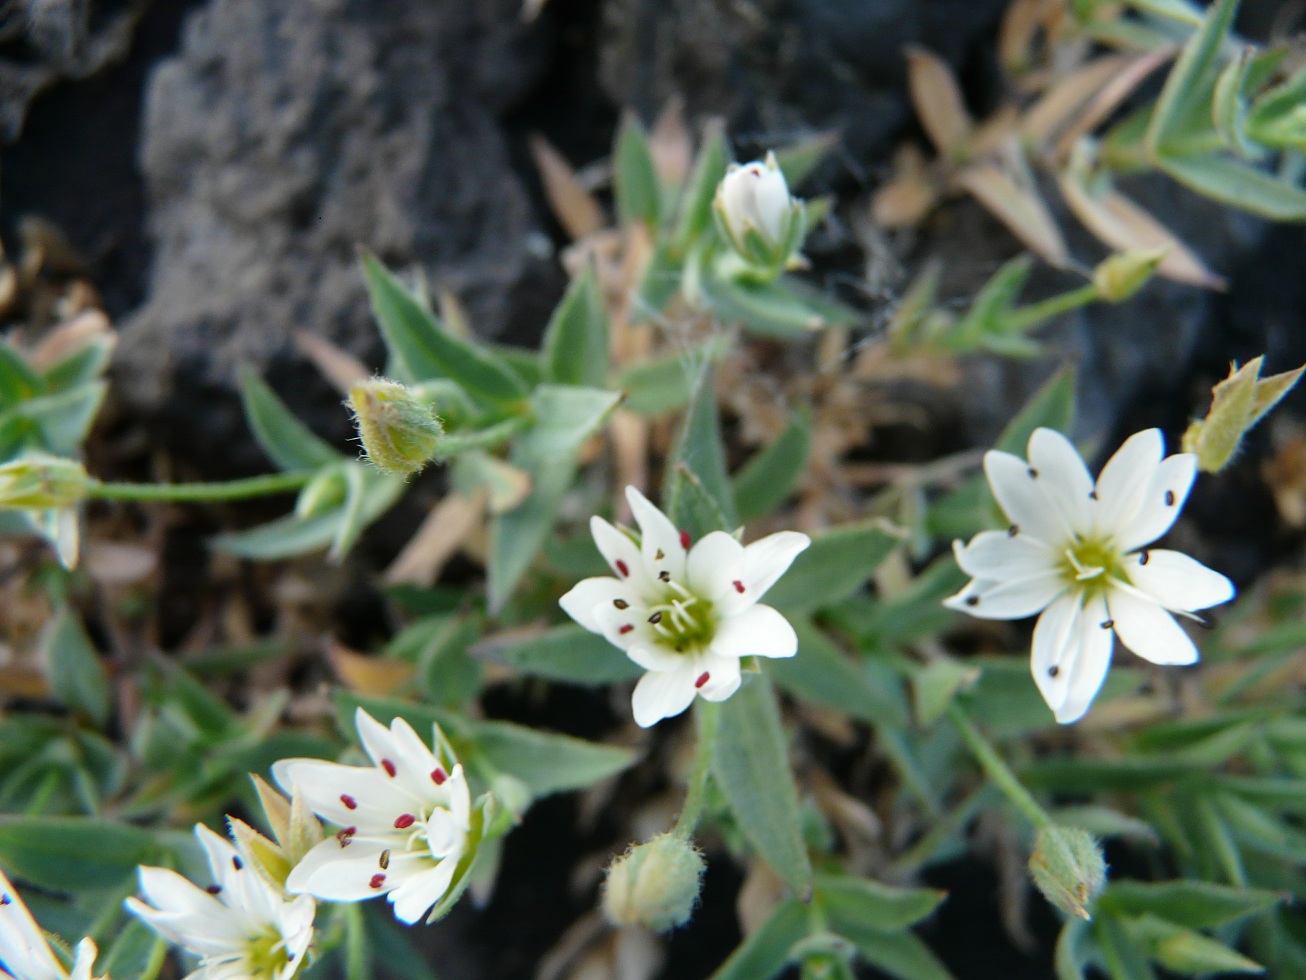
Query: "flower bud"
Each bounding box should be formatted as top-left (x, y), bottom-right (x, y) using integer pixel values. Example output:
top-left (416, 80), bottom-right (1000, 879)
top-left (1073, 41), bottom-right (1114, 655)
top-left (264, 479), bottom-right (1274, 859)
top-left (1182, 355), bottom-right (1304, 473)
top-left (1028, 825), bottom-right (1106, 920)
top-left (602, 833), bottom-right (705, 933)
top-left (713, 151), bottom-right (805, 273)
top-left (294, 467), bottom-right (348, 517)
top-left (348, 379), bottom-right (445, 476)
top-left (0, 453), bottom-right (90, 510)
top-left (1091, 248), bottom-right (1167, 303)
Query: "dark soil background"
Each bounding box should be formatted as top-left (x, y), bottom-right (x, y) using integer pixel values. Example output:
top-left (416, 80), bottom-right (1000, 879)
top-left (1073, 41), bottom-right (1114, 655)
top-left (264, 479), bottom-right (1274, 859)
top-left (3, 0), bottom-right (1305, 977)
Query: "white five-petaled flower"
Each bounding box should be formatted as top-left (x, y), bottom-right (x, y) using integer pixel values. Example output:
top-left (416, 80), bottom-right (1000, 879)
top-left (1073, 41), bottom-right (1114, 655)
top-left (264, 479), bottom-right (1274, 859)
top-left (126, 824), bottom-right (314, 980)
top-left (273, 709), bottom-right (472, 926)
top-left (713, 151), bottom-right (804, 269)
top-left (560, 486), bottom-right (811, 727)
top-left (945, 428), bottom-right (1235, 724)
top-left (0, 867), bottom-right (98, 980)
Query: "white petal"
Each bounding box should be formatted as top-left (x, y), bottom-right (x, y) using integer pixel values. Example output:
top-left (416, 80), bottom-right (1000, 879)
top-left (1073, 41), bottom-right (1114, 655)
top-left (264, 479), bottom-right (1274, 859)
top-left (272, 759), bottom-right (421, 829)
top-left (711, 604), bottom-right (798, 660)
top-left (1056, 593), bottom-right (1116, 724)
top-left (685, 531), bottom-right (746, 604)
top-left (695, 654), bottom-right (743, 702)
top-left (355, 708), bottom-right (401, 773)
top-left (424, 809), bottom-right (465, 860)
top-left (590, 516), bottom-right (653, 592)
top-left (1031, 593), bottom-right (1084, 716)
top-left (67, 939), bottom-right (98, 980)
top-left (754, 159), bottom-right (792, 242)
top-left (1115, 453), bottom-right (1196, 551)
top-left (1027, 428), bottom-right (1094, 535)
top-left (724, 531), bottom-right (811, 613)
top-left (388, 715), bottom-right (440, 786)
top-left (630, 666), bottom-right (698, 727)
top-left (558, 576), bottom-right (629, 634)
top-left (1107, 587), bottom-right (1198, 666)
top-left (390, 861), bottom-right (458, 925)
top-left (952, 531), bottom-right (1056, 581)
top-left (983, 451), bottom-right (1066, 544)
top-left (626, 643), bottom-right (683, 672)
top-left (1093, 429), bottom-right (1163, 533)
top-left (1125, 549), bottom-right (1234, 612)
top-left (0, 868), bottom-right (67, 980)
top-left (626, 486), bottom-right (688, 582)
top-left (944, 573), bottom-right (1066, 620)
top-left (593, 602), bottom-right (656, 652)
top-left (285, 837), bottom-right (396, 902)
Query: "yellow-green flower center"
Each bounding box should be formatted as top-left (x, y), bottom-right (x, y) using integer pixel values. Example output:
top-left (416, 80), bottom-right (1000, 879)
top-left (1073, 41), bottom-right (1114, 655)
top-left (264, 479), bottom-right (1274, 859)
top-left (246, 929), bottom-right (297, 978)
top-left (646, 581), bottom-right (717, 654)
top-left (1060, 536), bottom-right (1130, 597)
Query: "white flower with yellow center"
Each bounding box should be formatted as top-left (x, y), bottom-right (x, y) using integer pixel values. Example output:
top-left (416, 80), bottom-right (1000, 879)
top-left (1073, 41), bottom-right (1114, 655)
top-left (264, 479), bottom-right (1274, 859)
top-left (560, 486), bottom-right (810, 727)
top-left (126, 825), bottom-right (314, 980)
top-left (0, 868), bottom-right (98, 980)
top-left (945, 428), bottom-right (1235, 724)
top-left (273, 709), bottom-right (472, 925)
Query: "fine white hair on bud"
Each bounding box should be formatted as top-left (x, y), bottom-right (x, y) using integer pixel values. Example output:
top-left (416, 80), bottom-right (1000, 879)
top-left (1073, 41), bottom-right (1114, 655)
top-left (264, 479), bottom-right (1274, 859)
top-left (1028, 825), bottom-right (1107, 920)
top-left (602, 833), bottom-right (706, 933)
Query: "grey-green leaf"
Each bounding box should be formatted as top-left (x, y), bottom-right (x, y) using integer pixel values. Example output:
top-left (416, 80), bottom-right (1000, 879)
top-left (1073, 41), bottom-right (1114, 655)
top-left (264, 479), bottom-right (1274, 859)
top-left (769, 619), bottom-right (908, 728)
top-left (665, 365), bottom-right (736, 537)
top-left (1159, 153), bottom-right (1306, 220)
top-left (542, 262), bottom-right (609, 388)
top-left (239, 367), bottom-right (340, 472)
top-left (613, 113), bottom-right (661, 227)
top-left (477, 624), bottom-right (643, 685)
top-left (763, 519), bottom-right (901, 613)
top-left (43, 608), bottom-right (111, 728)
top-left (708, 898), bottom-right (808, 980)
top-left (713, 672), bottom-right (813, 897)
top-left (732, 409), bottom-right (811, 523)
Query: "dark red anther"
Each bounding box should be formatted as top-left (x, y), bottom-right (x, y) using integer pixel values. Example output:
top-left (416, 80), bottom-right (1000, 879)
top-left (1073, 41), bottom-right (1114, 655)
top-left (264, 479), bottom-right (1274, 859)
top-left (336, 826), bottom-right (356, 847)
top-left (206, 884), bottom-right (222, 895)
top-left (431, 766), bottom-right (447, 785)
top-left (619, 624), bottom-right (634, 635)
top-left (695, 671), bottom-right (710, 689)
top-left (394, 813), bottom-right (416, 829)
top-left (733, 580), bottom-right (745, 593)
top-left (340, 794), bottom-right (358, 810)
top-left (679, 530), bottom-right (691, 550)
top-left (369, 874), bottom-right (386, 890)
top-left (381, 758), bottom-right (397, 777)
top-left (615, 559), bottom-right (630, 578)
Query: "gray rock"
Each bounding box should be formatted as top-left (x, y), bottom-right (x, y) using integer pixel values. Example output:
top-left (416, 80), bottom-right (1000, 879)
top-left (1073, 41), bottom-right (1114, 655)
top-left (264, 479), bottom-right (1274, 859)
top-left (116, 0), bottom-right (556, 472)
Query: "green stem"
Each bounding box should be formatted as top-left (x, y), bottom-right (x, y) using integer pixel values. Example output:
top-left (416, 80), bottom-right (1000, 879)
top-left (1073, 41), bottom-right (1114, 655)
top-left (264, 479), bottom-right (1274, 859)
top-left (87, 470), bottom-right (313, 503)
top-left (1005, 284), bottom-right (1101, 334)
top-left (946, 701), bottom-right (1052, 830)
top-left (438, 414), bottom-right (533, 457)
top-left (673, 699), bottom-right (720, 838)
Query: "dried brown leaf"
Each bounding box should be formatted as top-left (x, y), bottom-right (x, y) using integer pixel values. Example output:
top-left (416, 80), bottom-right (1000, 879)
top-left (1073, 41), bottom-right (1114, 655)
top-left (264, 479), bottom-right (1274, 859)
top-left (954, 160), bottom-right (1070, 266)
top-left (872, 173), bottom-right (939, 228)
top-left (1022, 54), bottom-right (1131, 147)
top-left (530, 133), bottom-right (607, 241)
top-left (327, 641), bottom-right (414, 696)
top-left (1050, 48), bottom-right (1174, 161)
top-left (292, 329), bottom-right (369, 394)
top-left (84, 541), bottom-right (157, 586)
top-left (383, 488), bottom-right (488, 587)
top-left (649, 95), bottom-right (693, 188)
top-left (906, 45), bottom-right (973, 156)
top-left (29, 309), bottom-right (114, 371)
top-left (1057, 173), bottom-right (1226, 288)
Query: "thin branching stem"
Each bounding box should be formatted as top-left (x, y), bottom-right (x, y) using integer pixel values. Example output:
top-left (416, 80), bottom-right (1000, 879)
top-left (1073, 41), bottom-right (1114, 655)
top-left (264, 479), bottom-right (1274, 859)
top-left (88, 470), bottom-right (313, 503)
top-left (946, 701), bottom-right (1053, 830)
top-left (674, 699), bottom-right (720, 838)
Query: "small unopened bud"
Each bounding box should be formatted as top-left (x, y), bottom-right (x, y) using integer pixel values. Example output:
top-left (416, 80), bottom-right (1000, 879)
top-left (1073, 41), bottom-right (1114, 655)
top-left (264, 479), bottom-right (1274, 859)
top-left (0, 454), bottom-right (90, 510)
top-left (348, 379), bottom-right (445, 476)
top-left (1091, 248), bottom-right (1167, 303)
top-left (1183, 355), bottom-right (1305, 473)
top-left (713, 151), bottom-right (806, 274)
top-left (602, 833), bottom-right (705, 933)
top-left (295, 467), bottom-right (348, 517)
top-left (1028, 825), bottom-right (1106, 920)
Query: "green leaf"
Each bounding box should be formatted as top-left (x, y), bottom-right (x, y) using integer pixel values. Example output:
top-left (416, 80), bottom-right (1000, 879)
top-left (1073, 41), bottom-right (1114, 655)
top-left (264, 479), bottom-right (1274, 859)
top-left (709, 898), bottom-right (807, 980)
top-left (0, 382), bottom-right (107, 457)
top-left (487, 386), bottom-right (622, 610)
top-left (96, 918), bottom-right (167, 979)
top-left (713, 673), bottom-right (813, 897)
top-left (1119, 0), bottom-right (1205, 25)
top-left (836, 925), bottom-right (955, 980)
top-left (0, 817), bottom-right (169, 890)
top-left (665, 365), bottom-right (736, 537)
top-left (618, 337), bottom-right (728, 416)
top-left (542, 262), bottom-right (609, 388)
top-left (361, 253), bottom-right (527, 404)
top-left (1159, 153), bottom-right (1306, 220)
top-left (769, 619), bottom-right (909, 728)
top-left (996, 367), bottom-right (1077, 455)
top-left (772, 131), bottom-right (840, 189)
top-left (1101, 881), bottom-right (1285, 929)
top-left (613, 113), bottom-right (661, 227)
top-left (1095, 913), bottom-right (1158, 980)
top-left (0, 343), bottom-right (45, 408)
top-left (478, 624), bottom-right (643, 685)
top-left (816, 873), bottom-right (945, 931)
top-left (1129, 915), bottom-right (1266, 975)
top-left (674, 121), bottom-right (729, 252)
top-left (40, 338), bottom-right (114, 395)
top-left (702, 275), bottom-right (855, 338)
top-left (952, 257), bottom-right (1033, 347)
top-left (471, 720), bottom-right (637, 799)
top-left (630, 240), bottom-right (683, 324)
top-left (1145, 0), bottom-right (1240, 154)
top-left (238, 367), bottom-right (339, 472)
top-left (912, 658), bottom-right (979, 727)
top-left (732, 409), bottom-right (811, 523)
top-left (763, 518), bottom-right (900, 613)
top-left (1213, 48), bottom-right (1255, 157)
top-left (43, 608), bottom-right (110, 728)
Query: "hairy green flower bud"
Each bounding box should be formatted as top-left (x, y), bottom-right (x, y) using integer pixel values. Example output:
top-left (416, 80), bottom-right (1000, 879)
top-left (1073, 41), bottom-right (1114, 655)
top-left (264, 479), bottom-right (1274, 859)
top-left (1182, 355), bottom-right (1304, 473)
top-left (1091, 248), bottom-right (1167, 303)
top-left (602, 833), bottom-right (705, 933)
top-left (348, 379), bottom-right (445, 476)
top-left (0, 454), bottom-right (90, 510)
top-left (1028, 825), bottom-right (1106, 920)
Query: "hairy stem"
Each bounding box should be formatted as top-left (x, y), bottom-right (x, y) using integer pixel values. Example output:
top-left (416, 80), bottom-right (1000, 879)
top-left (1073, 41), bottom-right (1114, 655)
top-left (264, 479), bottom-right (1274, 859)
top-left (947, 701), bottom-right (1053, 830)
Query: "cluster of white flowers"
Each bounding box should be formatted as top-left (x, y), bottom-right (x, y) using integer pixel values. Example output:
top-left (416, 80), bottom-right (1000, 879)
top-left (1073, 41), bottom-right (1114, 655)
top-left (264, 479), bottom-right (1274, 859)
top-left (560, 486), bottom-right (810, 726)
top-left (946, 428), bottom-right (1234, 723)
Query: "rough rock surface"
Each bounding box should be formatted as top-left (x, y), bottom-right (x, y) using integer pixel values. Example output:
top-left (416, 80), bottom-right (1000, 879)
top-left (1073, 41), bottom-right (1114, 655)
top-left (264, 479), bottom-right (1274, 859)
top-left (599, 0), bottom-right (1009, 180)
top-left (116, 0), bottom-right (556, 472)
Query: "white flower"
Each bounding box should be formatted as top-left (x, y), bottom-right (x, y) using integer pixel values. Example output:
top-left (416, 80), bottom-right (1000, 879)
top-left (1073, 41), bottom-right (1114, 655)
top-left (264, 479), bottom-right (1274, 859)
top-left (126, 824), bottom-right (315, 980)
top-left (0, 867), bottom-right (98, 980)
top-left (272, 709), bottom-right (472, 926)
top-left (945, 428), bottom-right (1235, 724)
top-left (713, 151), bottom-right (804, 268)
top-left (560, 486), bottom-right (810, 727)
